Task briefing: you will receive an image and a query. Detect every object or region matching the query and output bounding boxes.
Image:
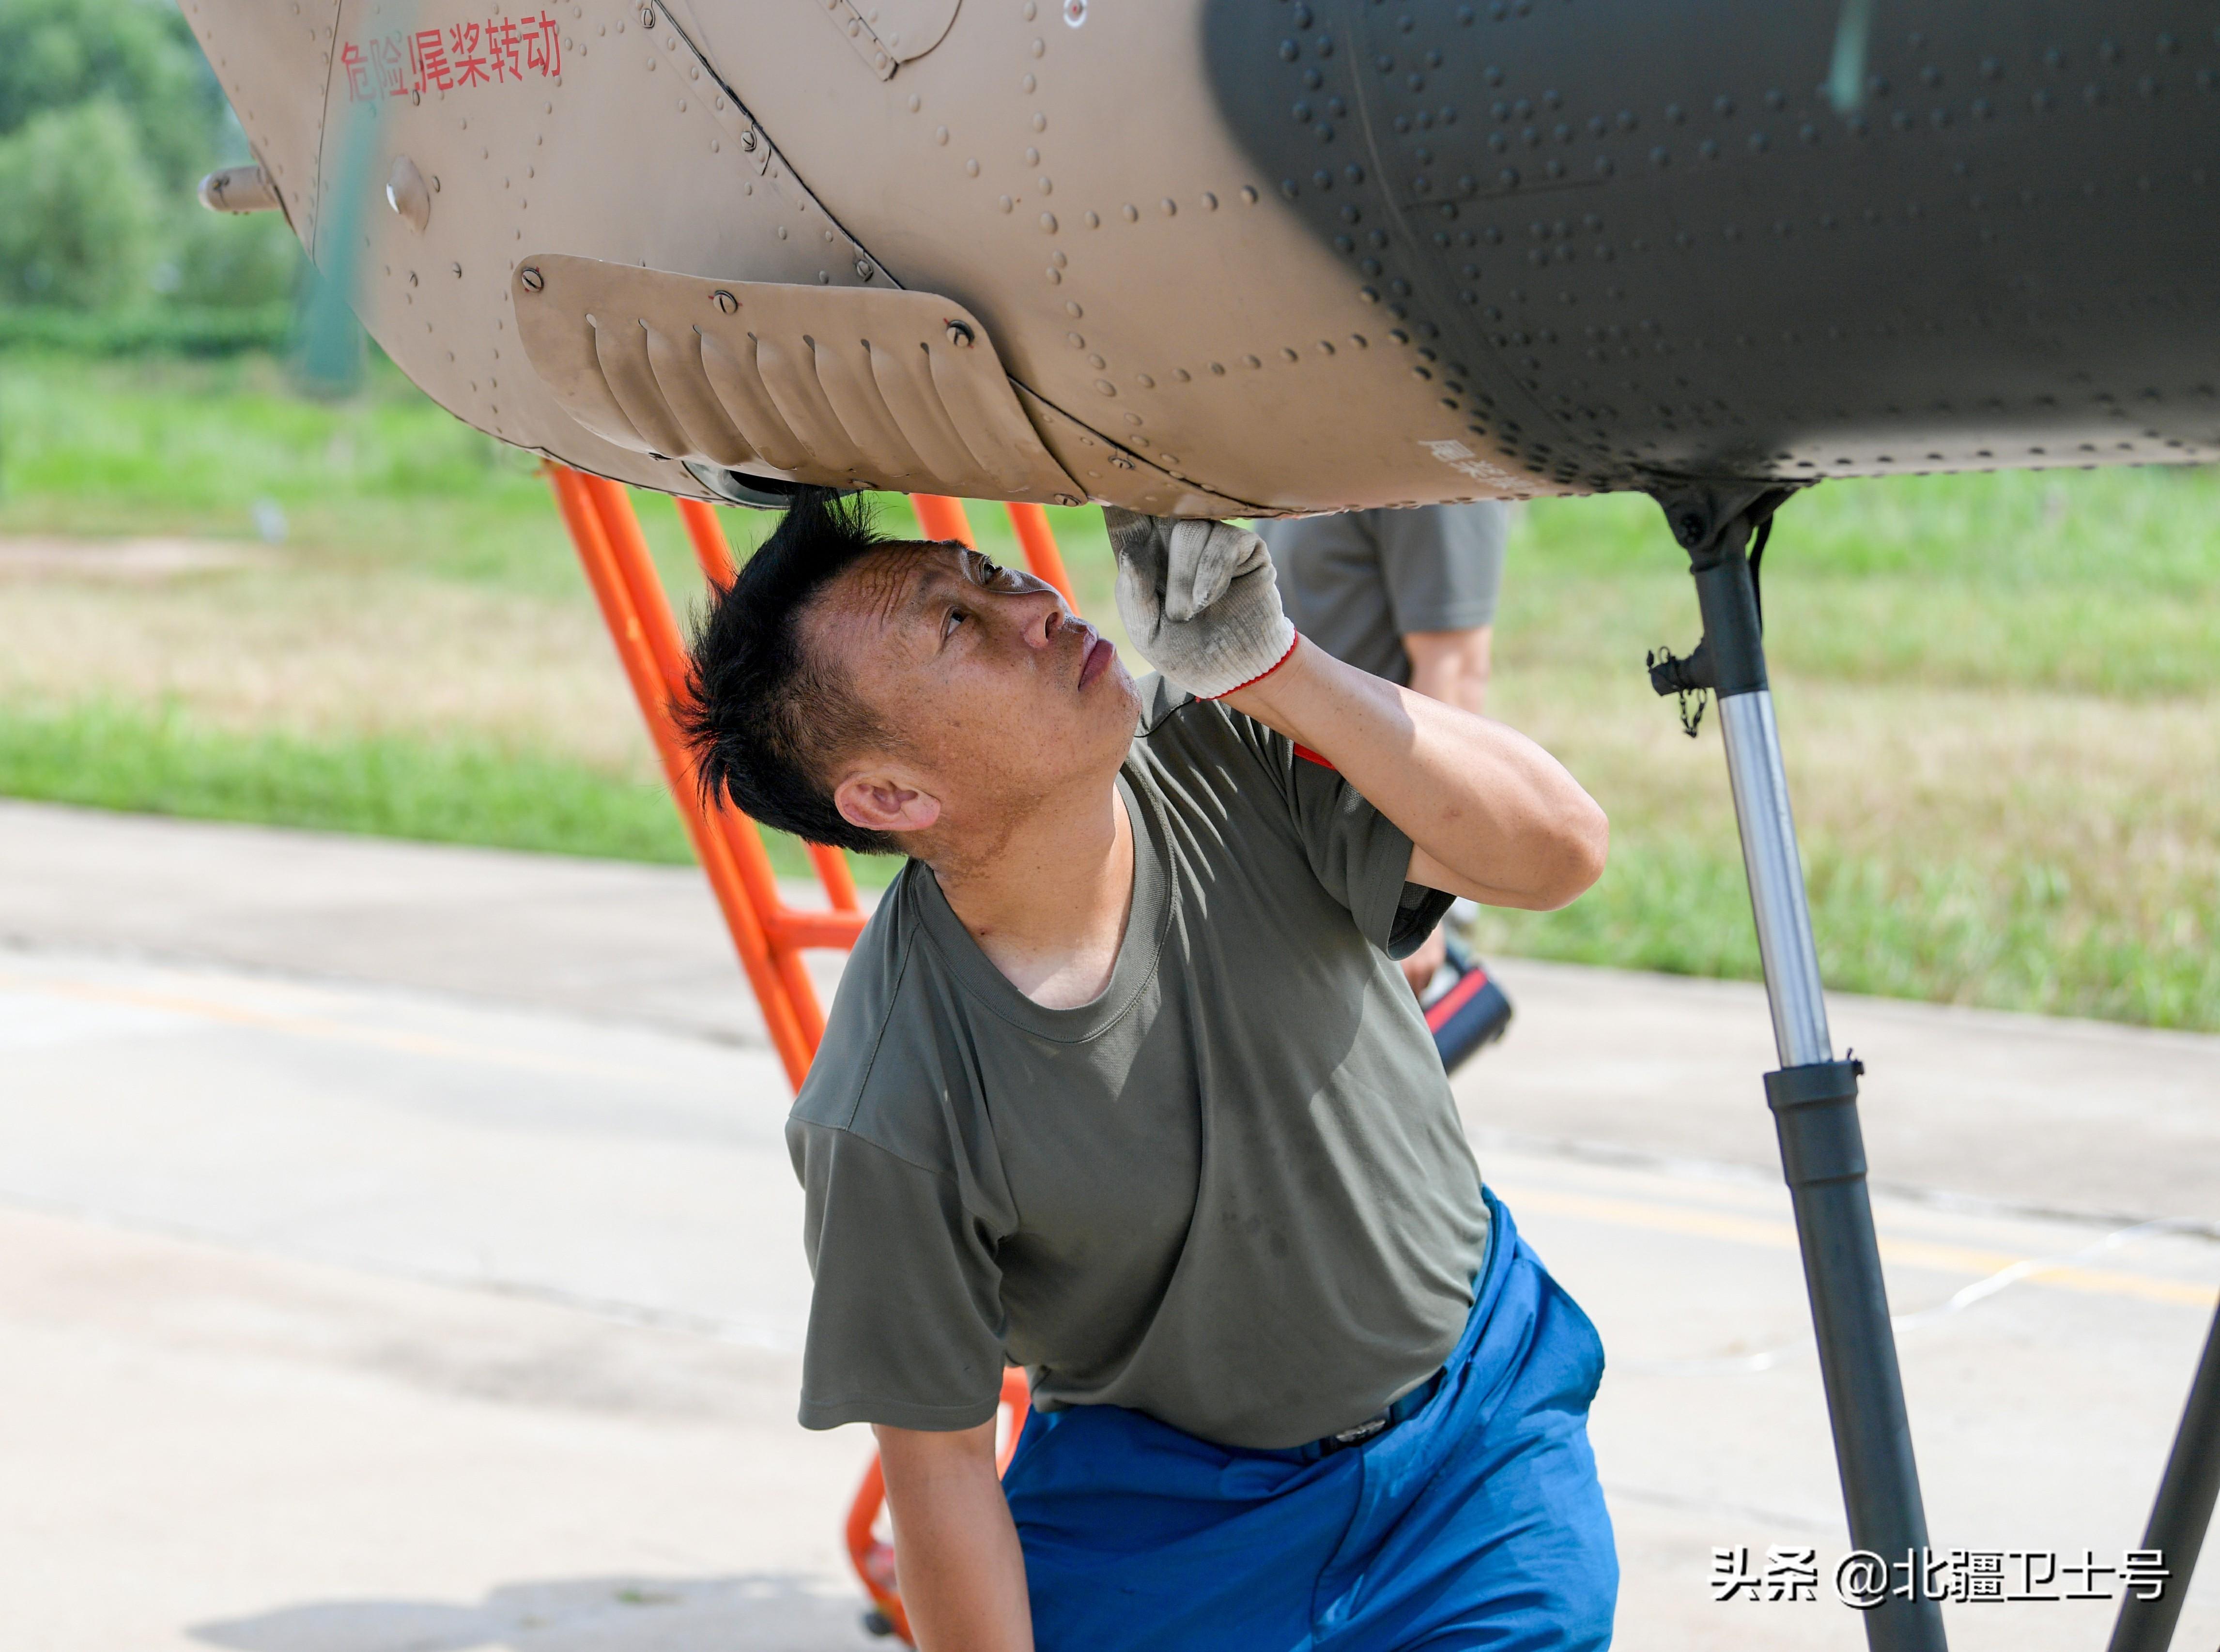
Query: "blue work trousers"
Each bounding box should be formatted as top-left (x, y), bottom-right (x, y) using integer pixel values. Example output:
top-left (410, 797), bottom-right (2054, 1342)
top-left (1001, 1193), bottom-right (1617, 1651)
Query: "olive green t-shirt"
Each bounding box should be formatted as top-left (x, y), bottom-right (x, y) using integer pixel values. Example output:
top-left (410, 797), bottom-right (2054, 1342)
top-left (1258, 504), bottom-right (1510, 688)
top-left (785, 677), bottom-right (1490, 1451)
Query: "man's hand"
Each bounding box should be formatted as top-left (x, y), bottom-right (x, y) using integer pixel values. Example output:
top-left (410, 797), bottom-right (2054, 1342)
top-left (1225, 638), bottom-right (1607, 911)
top-left (1102, 508), bottom-right (1297, 700)
top-left (874, 1420), bottom-right (1034, 1652)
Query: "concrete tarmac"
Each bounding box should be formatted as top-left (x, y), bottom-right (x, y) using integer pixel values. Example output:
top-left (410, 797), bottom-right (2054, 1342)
top-left (2, 801), bottom-right (2215, 1652)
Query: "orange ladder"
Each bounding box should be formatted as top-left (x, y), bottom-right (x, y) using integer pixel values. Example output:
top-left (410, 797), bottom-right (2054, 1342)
top-left (549, 469), bottom-right (1073, 1643)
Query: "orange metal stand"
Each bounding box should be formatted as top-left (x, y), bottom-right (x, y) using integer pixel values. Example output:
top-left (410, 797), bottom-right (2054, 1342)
top-left (552, 473), bottom-right (1079, 1647)
top-left (549, 467), bottom-right (863, 1088)
top-left (673, 494), bottom-right (868, 919)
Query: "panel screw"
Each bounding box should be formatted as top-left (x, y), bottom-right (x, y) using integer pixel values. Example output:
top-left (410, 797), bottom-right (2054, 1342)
top-left (712, 289), bottom-right (739, 314)
top-left (855, 257), bottom-right (874, 278)
top-left (945, 321), bottom-right (975, 347)
top-left (640, 4), bottom-right (655, 25)
top-left (519, 265), bottom-right (544, 292)
top-left (740, 129), bottom-right (758, 151)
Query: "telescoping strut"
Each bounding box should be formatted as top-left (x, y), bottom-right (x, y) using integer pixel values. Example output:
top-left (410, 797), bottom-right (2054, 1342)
top-left (1648, 484), bottom-right (1947, 1652)
top-left (2108, 1296), bottom-right (2220, 1652)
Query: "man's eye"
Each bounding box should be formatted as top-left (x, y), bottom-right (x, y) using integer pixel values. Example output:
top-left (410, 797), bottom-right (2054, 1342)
top-left (944, 606), bottom-right (968, 638)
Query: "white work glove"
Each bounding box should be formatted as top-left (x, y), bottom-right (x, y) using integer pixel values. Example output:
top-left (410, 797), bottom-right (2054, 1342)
top-left (1103, 508), bottom-right (1298, 700)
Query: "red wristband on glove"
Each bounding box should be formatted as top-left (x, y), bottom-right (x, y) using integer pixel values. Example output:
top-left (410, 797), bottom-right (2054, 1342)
top-left (1203, 633), bottom-right (1300, 701)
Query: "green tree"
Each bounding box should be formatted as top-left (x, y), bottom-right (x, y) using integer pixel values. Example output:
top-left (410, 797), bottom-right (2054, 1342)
top-left (164, 204), bottom-right (302, 308)
top-left (0, 98), bottom-right (161, 306)
top-left (0, 0), bottom-right (223, 192)
top-left (0, 0), bottom-right (305, 314)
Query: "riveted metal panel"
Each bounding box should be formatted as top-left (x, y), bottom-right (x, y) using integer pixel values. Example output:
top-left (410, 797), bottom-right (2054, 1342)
top-left (1203, 0), bottom-right (2220, 492)
top-left (679, 0), bottom-right (1538, 509)
top-left (511, 254), bottom-right (1087, 500)
top-left (178, 0), bottom-right (342, 249)
top-left (186, 0), bottom-right (2220, 510)
top-left (276, 0), bottom-right (888, 494)
top-left (815, 0), bottom-right (962, 79)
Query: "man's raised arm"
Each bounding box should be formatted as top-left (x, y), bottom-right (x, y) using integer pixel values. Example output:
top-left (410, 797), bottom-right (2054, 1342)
top-left (1224, 638), bottom-right (1605, 910)
top-left (1104, 508), bottom-right (1606, 913)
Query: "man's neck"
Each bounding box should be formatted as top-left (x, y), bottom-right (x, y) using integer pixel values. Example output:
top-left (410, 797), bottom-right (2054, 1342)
top-left (927, 779), bottom-right (1135, 1011)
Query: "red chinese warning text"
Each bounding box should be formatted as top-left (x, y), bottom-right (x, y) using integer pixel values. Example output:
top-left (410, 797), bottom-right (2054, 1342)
top-left (341, 15), bottom-right (560, 101)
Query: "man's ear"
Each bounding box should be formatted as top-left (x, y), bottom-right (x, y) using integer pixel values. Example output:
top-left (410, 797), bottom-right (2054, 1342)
top-left (833, 766), bottom-right (942, 836)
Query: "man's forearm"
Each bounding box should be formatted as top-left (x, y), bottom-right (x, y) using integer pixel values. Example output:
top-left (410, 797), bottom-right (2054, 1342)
top-left (1403, 626), bottom-right (1493, 717)
top-left (1224, 638), bottom-right (1605, 910)
top-left (874, 1421), bottom-right (1034, 1652)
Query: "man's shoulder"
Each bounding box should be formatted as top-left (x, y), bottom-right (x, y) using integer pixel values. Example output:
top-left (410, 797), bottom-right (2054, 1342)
top-left (788, 865), bottom-right (924, 1126)
top-left (1132, 672), bottom-right (1278, 773)
top-left (787, 865), bottom-right (975, 1171)
top-left (1131, 669), bottom-right (1192, 735)
top-left (1125, 674), bottom-right (1320, 870)
top-left (1255, 509), bottom-right (1386, 560)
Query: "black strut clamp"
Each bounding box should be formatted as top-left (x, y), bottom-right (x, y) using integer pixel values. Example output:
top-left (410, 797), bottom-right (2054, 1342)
top-left (1645, 638), bottom-right (1715, 735)
top-left (1763, 1057), bottom-right (1869, 1190)
top-left (1643, 480), bottom-right (1808, 734)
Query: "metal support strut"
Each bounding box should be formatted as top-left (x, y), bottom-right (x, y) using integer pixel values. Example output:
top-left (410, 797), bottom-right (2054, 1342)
top-left (1651, 485), bottom-right (1946, 1652)
top-left (2108, 1295), bottom-right (2220, 1652)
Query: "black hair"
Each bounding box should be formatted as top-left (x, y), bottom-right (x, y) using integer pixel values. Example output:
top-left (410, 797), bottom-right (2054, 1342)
top-left (678, 487), bottom-right (907, 855)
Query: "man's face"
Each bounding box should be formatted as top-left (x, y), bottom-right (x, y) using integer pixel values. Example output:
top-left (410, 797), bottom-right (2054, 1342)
top-left (807, 542), bottom-right (1139, 845)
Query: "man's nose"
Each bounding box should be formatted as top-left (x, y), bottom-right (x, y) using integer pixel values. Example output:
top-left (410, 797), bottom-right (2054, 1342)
top-left (1020, 592), bottom-right (1069, 650)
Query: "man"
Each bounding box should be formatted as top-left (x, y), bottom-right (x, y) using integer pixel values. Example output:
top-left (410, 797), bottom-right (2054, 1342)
top-left (680, 491), bottom-right (1616, 1651)
top-left (1259, 504), bottom-right (1514, 1069)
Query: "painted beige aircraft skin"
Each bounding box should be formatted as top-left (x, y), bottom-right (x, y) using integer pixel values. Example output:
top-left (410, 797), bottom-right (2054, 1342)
top-left (187, 0), bottom-right (1503, 515)
top-left (186, 0), bottom-right (2220, 514)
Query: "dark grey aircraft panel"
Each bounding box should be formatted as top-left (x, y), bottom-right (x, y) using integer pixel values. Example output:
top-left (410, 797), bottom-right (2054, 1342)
top-left (1204, 0), bottom-right (2220, 491)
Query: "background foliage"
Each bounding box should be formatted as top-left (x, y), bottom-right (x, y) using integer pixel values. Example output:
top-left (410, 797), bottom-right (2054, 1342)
top-left (0, 0), bottom-right (300, 312)
top-left (1, 351), bottom-right (2215, 1031)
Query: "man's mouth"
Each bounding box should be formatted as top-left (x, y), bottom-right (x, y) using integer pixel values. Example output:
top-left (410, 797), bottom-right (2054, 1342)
top-left (1078, 630), bottom-right (1115, 689)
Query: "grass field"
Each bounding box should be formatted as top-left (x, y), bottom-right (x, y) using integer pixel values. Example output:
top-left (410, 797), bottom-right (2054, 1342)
top-left (2, 349), bottom-right (2215, 1029)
